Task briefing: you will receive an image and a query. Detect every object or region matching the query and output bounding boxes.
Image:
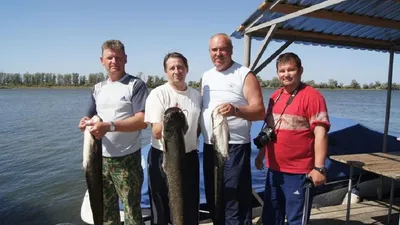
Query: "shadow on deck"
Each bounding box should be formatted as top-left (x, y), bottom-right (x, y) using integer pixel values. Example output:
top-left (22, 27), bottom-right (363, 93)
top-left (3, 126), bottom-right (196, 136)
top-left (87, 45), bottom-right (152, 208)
top-left (201, 198), bottom-right (400, 225)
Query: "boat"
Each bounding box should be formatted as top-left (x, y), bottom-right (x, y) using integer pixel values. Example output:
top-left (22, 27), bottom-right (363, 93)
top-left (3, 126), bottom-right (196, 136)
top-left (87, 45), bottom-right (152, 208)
top-left (81, 116), bottom-right (400, 224)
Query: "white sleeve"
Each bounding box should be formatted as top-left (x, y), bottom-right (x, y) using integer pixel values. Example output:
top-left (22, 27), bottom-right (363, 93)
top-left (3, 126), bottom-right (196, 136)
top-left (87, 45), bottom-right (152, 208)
top-left (144, 89), bottom-right (164, 124)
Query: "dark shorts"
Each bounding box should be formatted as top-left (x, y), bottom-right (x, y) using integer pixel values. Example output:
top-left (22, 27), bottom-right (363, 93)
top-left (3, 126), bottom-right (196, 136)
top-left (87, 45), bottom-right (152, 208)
top-left (203, 143), bottom-right (253, 225)
top-left (262, 169), bottom-right (314, 225)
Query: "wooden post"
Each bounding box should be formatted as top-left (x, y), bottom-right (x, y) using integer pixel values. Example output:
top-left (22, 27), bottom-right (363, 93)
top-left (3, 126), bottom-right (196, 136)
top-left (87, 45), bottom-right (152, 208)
top-left (244, 34), bottom-right (251, 68)
top-left (382, 48), bottom-right (394, 153)
top-left (378, 47), bottom-right (394, 201)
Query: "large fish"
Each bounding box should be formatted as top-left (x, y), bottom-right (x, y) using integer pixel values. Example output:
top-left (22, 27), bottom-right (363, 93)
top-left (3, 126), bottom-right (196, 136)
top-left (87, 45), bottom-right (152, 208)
top-left (211, 106), bottom-right (230, 224)
top-left (82, 115), bottom-right (103, 225)
top-left (162, 107), bottom-right (188, 225)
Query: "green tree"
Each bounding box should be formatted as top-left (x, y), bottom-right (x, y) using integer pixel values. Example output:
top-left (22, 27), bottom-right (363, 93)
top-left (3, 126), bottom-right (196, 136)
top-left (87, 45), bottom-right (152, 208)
top-left (350, 79), bottom-right (360, 89)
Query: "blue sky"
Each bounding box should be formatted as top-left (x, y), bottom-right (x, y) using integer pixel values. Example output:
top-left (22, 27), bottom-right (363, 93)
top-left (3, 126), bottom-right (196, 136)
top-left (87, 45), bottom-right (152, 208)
top-left (1, 0), bottom-right (398, 85)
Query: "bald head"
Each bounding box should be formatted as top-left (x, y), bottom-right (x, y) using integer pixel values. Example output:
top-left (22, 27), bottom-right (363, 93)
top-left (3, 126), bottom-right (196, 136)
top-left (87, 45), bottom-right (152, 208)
top-left (208, 33), bottom-right (233, 71)
top-left (209, 33), bottom-right (233, 48)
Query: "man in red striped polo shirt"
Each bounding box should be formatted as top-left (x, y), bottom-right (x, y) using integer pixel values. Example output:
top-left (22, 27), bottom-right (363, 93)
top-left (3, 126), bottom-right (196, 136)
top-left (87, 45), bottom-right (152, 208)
top-left (255, 52), bottom-right (331, 225)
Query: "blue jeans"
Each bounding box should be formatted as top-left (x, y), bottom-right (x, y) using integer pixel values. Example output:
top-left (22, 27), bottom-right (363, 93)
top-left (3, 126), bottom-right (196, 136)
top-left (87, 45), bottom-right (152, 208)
top-left (262, 169), bottom-right (313, 225)
top-left (203, 143), bottom-right (252, 225)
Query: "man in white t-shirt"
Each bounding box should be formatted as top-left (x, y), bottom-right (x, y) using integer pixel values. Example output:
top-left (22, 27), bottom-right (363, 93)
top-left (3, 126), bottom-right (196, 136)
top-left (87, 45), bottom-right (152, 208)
top-left (201, 33), bottom-right (265, 225)
top-left (144, 52), bottom-right (202, 225)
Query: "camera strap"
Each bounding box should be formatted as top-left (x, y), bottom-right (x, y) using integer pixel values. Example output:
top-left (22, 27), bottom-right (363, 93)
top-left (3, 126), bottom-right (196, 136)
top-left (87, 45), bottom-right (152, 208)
top-left (272, 88), bottom-right (298, 129)
top-left (261, 85), bottom-right (300, 132)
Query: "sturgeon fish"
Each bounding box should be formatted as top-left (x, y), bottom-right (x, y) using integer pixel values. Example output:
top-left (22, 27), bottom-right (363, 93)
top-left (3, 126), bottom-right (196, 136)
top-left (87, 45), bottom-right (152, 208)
top-left (211, 106), bottom-right (230, 223)
top-left (162, 107), bottom-right (188, 225)
top-left (82, 115), bottom-right (103, 225)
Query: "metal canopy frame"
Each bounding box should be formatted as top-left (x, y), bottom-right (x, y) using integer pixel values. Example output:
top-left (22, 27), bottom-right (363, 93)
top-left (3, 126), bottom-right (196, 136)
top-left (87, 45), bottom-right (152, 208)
top-left (231, 0), bottom-right (399, 154)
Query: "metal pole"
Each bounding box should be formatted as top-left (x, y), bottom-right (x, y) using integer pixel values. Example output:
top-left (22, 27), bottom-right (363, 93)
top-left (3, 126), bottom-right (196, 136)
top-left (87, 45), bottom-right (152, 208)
top-left (382, 48), bottom-right (394, 153)
top-left (244, 34), bottom-right (251, 68)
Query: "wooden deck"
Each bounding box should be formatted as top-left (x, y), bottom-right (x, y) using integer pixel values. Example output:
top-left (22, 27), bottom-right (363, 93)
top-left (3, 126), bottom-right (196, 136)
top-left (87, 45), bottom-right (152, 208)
top-left (200, 198), bottom-right (400, 225)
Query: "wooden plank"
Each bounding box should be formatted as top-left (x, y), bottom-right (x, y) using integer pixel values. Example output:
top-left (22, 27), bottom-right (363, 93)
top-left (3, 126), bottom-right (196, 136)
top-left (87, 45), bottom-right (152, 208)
top-left (326, 212), bottom-right (399, 225)
top-left (330, 152), bottom-right (400, 180)
top-left (311, 202), bottom-right (400, 219)
top-left (260, 1), bottom-right (400, 30)
top-left (330, 152), bottom-right (400, 165)
top-left (246, 0), bottom-right (346, 33)
top-left (207, 198), bottom-right (400, 225)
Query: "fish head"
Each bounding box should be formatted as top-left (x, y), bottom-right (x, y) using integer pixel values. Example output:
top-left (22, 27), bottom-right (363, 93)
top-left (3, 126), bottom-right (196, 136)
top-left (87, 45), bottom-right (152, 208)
top-left (163, 106), bottom-right (189, 135)
top-left (211, 106), bottom-right (224, 128)
top-left (91, 115), bottom-right (102, 123)
top-left (85, 115), bottom-right (103, 131)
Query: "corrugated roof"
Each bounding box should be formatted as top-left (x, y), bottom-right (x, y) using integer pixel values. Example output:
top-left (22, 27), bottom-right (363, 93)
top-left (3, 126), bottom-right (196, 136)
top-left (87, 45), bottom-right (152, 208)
top-left (231, 0), bottom-right (400, 53)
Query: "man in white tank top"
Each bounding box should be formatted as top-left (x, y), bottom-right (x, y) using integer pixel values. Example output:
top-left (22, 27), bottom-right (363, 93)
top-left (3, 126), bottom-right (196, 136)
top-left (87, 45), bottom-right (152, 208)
top-left (144, 52), bottom-right (202, 225)
top-left (200, 33), bottom-right (265, 225)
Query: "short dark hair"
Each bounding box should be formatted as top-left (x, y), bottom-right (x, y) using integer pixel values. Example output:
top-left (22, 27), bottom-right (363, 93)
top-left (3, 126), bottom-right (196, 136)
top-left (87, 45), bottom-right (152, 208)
top-left (101, 39), bottom-right (125, 55)
top-left (276, 52), bottom-right (302, 70)
top-left (163, 52), bottom-right (189, 71)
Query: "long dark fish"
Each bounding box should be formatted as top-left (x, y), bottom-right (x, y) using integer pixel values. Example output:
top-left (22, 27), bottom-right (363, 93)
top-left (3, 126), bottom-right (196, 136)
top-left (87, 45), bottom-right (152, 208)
top-left (82, 115), bottom-right (103, 225)
top-left (211, 107), bottom-right (230, 224)
top-left (162, 107), bottom-right (188, 225)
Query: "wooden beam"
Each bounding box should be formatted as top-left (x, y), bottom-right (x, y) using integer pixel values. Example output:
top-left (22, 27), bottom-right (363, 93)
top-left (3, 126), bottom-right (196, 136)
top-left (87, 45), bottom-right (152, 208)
top-left (382, 48), bottom-right (395, 153)
top-left (261, 1), bottom-right (400, 30)
top-left (244, 34), bottom-right (251, 67)
top-left (251, 24), bottom-right (278, 71)
top-left (254, 40), bottom-right (293, 75)
top-left (246, 0), bottom-right (346, 33)
top-left (250, 28), bottom-right (396, 51)
top-left (244, 0), bottom-right (283, 33)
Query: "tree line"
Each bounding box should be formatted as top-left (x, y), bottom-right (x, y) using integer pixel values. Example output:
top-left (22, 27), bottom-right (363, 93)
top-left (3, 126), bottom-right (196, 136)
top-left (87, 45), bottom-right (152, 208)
top-left (0, 71), bottom-right (398, 90)
top-left (255, 76), bottom-right (400, 90)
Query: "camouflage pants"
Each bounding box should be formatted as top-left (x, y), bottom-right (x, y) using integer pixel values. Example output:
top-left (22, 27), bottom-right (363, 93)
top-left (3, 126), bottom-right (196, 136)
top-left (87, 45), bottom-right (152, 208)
top-left (103, 150), bottom-right (144, 225)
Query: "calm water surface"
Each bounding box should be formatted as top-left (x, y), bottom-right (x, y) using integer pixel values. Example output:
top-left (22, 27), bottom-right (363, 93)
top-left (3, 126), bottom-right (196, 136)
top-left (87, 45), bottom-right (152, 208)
top-left (0, 88), bottom-right (399, 225)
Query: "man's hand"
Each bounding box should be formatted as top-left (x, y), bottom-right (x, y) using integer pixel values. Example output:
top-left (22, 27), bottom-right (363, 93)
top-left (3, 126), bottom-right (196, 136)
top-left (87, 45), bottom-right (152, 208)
top-left (308, 169), bottom-right (326, 187)
top-left (152, 122), bottom-right (163, 140)
top-left (255, 150), bottom-right (265, 170)
top-left (87, 121), bottom-right (110, 140)
top-left (78, 116), bottom-right (90, 132)
top-left (218, 103), bottom-right (236, 117)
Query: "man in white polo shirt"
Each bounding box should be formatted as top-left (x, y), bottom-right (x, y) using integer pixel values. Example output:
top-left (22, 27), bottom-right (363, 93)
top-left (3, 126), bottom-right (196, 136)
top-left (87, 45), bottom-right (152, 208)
top-left (144, 52), bottom-right (202, 225)
top-left (78, 39), bottom-right (148, 225)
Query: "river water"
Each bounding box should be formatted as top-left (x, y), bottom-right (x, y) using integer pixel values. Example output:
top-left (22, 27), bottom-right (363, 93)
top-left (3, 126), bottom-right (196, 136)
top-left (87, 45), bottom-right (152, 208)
top-left (0, 88), bottom-right (399, 225)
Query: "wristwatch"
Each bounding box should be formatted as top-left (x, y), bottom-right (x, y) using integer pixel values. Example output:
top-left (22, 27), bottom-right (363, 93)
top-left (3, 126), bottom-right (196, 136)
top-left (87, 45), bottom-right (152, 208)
top-left (232, 104), bottom-right (239, 115)
top-left (109, 121), bottom-right (115, 132)
top-left (314, 166), bottom-right (327, 175)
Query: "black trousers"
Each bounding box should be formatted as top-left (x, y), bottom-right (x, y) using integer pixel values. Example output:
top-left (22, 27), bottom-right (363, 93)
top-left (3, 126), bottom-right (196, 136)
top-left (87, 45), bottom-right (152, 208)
top-left (147, 146), bottom-right (200, 225)
top-left (203, 143), bottom-right (253, 225)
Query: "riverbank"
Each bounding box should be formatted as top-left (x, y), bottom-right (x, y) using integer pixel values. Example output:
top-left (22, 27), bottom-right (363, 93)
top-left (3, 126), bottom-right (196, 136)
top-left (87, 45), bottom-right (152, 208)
top-left (0, 85), bottom-right (91, 89)
top-left (0, 85), bottom-right (395, 91)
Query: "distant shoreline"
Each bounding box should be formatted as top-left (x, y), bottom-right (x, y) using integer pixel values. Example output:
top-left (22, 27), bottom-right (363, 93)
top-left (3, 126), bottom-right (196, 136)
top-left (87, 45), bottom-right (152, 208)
top-left (0, 85), bottom-right (91, 89)
top-left (1, 85), bottom-right (395, 91)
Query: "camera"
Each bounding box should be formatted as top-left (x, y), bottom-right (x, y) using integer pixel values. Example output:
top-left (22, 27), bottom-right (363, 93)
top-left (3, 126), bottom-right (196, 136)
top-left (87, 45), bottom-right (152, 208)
top-left (253, 127), bottom-right (276, 149)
